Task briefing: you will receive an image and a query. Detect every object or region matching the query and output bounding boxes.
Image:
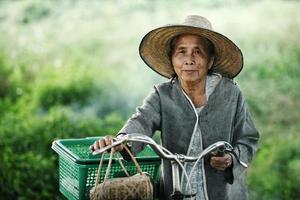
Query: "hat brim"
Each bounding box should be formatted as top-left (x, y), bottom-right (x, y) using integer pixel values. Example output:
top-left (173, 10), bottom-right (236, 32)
top-left (139, 25), bottom-right (243, 79)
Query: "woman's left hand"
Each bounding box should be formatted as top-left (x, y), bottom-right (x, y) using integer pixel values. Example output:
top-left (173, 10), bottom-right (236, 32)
top-left (210, 153), bottom-right (233, 171)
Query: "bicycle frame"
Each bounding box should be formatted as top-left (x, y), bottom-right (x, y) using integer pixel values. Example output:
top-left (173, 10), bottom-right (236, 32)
top-left (92, 133), bottom-right (248, 200)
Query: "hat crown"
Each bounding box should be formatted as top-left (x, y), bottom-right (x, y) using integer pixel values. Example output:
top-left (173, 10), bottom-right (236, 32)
top-left (181, 15), bottom-right (213, 30)
top-left (139, 15), bottom-right (243, 79)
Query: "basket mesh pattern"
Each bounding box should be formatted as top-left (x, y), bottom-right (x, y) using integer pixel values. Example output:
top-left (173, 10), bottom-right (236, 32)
top-left (59, 156), bottom-right (80, 199)
top-left (53, 138), bottom-right (160, 200)
top-left (68, 144), bottom-right (98, 159)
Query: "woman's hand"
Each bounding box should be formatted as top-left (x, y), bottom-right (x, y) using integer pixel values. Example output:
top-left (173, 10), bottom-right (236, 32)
top-left (210, 153), bottom-right (233, 171)
top-left (89, 135), bottom-right (124, 153)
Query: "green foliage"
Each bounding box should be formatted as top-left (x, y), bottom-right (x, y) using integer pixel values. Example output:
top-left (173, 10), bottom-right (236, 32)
top-left (38, 78), bottom-right (95, 110)
top-left (0, 107), bottom-right (124, 199)
top-left (0, 51), bottom-right (125, 199)
top-left (0, 149), bottom-right (59, 199)
top-left (0, 52), bottom-right (13, 98)
top-left (248, 134), bottom-right (300, 200)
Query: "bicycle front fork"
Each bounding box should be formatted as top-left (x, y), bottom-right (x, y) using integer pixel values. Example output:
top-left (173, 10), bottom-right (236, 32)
top-left (170, 161), bottom-right (196, 200)
top-left (171, 161), bottom-right (181, 193)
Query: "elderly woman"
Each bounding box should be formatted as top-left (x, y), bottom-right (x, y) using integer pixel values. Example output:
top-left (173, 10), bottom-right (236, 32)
top-left (91, 15), bottom-right (259, 200)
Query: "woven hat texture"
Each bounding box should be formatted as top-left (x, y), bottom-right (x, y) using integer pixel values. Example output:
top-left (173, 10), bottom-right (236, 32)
top-left (139, 15), bottom-right (243, 79)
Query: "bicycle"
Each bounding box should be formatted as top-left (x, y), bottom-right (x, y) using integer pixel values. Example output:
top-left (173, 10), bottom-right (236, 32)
top-left (92, 133), bottom-right (248, 200)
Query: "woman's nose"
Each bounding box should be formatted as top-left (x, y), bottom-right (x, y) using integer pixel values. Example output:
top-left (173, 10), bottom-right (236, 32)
top-left (184, 54), bottom-right (195, 65)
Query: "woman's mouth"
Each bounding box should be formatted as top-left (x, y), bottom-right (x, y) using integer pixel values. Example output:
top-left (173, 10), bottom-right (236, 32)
top-left (182, 70), bottom-right (198, 73)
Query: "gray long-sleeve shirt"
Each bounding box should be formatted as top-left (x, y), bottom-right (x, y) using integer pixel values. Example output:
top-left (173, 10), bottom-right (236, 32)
top-left (181, 74), bottom-right (222, 200)
top-left (119, 76), bottom-right (259, 200)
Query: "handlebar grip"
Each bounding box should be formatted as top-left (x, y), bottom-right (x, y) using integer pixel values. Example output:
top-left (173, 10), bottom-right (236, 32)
top-left (215, 147), bottom-right (225, 157)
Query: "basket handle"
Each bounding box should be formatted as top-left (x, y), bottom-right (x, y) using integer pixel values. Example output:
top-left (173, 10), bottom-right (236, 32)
top-left (94, 145), bottom-right (143, 187)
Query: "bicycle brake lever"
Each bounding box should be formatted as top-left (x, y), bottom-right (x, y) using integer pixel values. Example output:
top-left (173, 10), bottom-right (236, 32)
top-left (227, 150), bottom-right (248, 168)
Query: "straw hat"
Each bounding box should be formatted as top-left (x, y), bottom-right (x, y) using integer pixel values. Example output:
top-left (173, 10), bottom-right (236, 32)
top-left (139, 15), bottom-right (243, 79)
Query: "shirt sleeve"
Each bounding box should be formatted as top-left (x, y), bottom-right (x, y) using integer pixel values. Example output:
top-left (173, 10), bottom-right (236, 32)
top-left (118, 86), bottom-right (161, 154)
top-left (231, 89), bottom-right (260, 181)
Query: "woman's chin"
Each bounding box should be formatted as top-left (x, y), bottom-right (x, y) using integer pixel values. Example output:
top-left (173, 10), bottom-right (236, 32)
top-left (180, 76), bottom-right (201, 84)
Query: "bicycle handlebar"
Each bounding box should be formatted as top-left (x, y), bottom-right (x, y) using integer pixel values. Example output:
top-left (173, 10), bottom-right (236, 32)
top-left (92, 133), bottom-right (247, 168)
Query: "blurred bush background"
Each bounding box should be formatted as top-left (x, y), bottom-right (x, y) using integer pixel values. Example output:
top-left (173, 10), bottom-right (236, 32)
top-left (0, 0), bottom-right (299, 199)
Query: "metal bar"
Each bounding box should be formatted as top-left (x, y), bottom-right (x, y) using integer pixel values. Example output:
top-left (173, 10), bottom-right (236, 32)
top-left (171, 161), bottom-right (181, 192)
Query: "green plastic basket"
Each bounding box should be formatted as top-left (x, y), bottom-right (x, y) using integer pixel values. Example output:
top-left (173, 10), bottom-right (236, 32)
top-left (52, 137), bottom-right (161, 200)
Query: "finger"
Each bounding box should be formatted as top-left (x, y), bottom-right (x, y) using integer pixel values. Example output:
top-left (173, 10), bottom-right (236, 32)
top-left (210, 159), bottom-right (224, 170)
top-left (92, 136), bottom-right (124, 153)
top-left (210, 157), bottom-right (222, 167)
top-left (99, 139), bottom-right (106, 149)
top-left (213, 154), bottom-right (232, 166)
top-left (89, 144), bottom-right (95, 151)
top-left (102, 136), bottom-right (112, 152)
top-left (211, 156), bottom-right (226, 165)
top-left (93, 140), bottom-right (101, 151)
top-left (104, 136), bottom-right (113, 146)
top-left (210, 157), bottom-right (220, 168)
top-left (114, 143), bottom-right (124, 152)
top-left (225, 153), bottom-right (232, 167)
top-left (210, 156), bottom-right (229, 170)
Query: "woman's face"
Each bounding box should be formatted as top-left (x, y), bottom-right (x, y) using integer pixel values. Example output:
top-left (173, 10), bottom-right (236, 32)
top-left (171, 34), bottom-right (214, 85)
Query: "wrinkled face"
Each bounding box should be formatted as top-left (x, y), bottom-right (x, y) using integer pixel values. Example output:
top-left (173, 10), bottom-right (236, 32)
top-left (171, 34), bottom-right (214, 85)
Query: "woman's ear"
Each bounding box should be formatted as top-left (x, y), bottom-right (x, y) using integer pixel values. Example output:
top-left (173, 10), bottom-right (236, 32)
top-left (208, 56), bottom-right (215, 70)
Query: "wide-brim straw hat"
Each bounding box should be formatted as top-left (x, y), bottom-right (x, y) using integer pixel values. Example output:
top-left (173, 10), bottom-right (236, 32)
top-left (139, 15), bottom-right (243, 79)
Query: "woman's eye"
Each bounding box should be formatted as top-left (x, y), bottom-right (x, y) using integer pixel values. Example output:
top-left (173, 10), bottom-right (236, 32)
top-left (195, 50), bottom-right (200, 54)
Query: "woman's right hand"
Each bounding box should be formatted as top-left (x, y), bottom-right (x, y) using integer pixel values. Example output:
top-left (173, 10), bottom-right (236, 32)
top-left (89, 135), bottom-right (124, 153)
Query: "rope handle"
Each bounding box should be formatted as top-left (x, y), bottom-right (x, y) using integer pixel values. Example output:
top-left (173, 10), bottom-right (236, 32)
top-left (94, 144), bottom-right (143, 187)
